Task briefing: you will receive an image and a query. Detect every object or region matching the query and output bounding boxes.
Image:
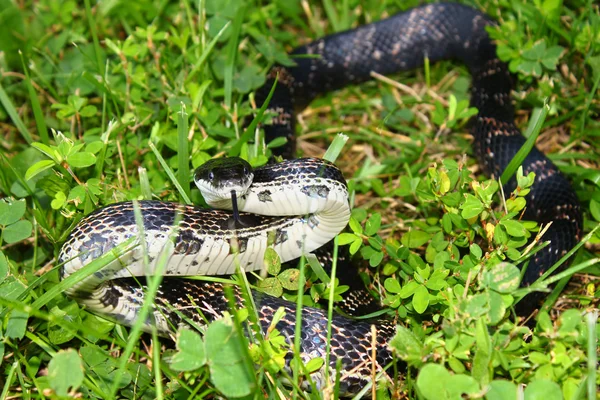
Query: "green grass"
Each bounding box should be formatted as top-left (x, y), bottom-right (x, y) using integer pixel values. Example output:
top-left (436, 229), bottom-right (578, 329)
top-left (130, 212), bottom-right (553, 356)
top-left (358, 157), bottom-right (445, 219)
top-left (0, 0), bottom-right (599, 398)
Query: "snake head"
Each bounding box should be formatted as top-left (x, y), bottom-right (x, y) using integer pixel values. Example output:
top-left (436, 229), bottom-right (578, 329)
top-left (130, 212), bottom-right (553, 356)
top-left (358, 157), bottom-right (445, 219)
top-left (194, 157), bottom-right (254, 210)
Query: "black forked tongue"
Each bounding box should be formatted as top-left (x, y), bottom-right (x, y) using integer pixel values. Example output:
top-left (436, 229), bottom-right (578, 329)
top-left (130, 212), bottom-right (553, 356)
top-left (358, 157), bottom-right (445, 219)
top-left (231, 190), bottom-right (240, 224)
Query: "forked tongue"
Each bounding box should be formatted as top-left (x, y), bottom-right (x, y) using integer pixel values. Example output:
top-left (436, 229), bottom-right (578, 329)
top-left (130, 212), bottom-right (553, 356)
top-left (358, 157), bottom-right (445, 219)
top-left (231, 190), bottom-right (240, 224)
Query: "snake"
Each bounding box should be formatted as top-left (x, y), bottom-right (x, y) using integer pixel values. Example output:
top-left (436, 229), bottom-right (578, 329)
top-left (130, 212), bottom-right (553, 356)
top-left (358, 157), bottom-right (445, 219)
top-left (58, 2), bottom-right (583, 396)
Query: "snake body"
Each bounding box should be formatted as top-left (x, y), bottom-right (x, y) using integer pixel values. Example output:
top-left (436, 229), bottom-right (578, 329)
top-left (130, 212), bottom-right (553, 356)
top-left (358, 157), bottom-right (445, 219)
top-left (60, 158), bottom-right (350, 326)
top-left (59, 2), bottom-right (582, 396)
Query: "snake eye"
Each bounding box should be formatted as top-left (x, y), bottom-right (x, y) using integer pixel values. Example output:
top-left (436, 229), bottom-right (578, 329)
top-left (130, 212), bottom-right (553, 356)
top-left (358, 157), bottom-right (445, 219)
top-left (243, 167), bottom-right (249, 175)
top-left (208, 171), bottom-right (215, 181)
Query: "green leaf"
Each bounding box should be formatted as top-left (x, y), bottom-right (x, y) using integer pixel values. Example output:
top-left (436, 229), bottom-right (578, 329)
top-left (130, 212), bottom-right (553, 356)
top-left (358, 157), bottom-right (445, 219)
top-left (442, 213), bottom-right (453, 233)
top-left (258, 277), bottom-right (283, 297)
top-left (506, 197), bottom-right (526, 213)
top-left (205, 320), bottom-right (256, 398)
top-left (31, 142), bottom-right (59, 161)
top-left (365, 213), bottom-right (381, 236)
top-left (369, 250), bottom-right (384, 267)
top-left (399, 280), bottom-right (420, 299)
top-left (389, 325), bottom-right (423, 362)
top-left (590, 199), bottom-right (600, 222)
top-left (337, 232), bottom-right (358, 246)
top-left (522, 379), bottom-right (562, 400)
top-left (469, 243), bottom-right (482, 259)
top-left (264, 247), bottom-right (281, 275)
top-left (67, 152), bottom-right (97, 168)
top-left (401, 230), bottom-right (430, 248)
top-left (0, 251), bottom-right (8, 281)
top-left (278, 268), bottom-right (300, 290)
top-left (79, 104), bottom-right (97, 117)
top-left (522, 41), bottom-right (546, 60)
top-left (540, 46), bottom-right (564, 70)
top-left (349, 237), bottom-right (362, 254)
top-left (170, 329), bottom-right (207, 371)
top-left (24, 159), bottom-right (56, 181)
top-left (461, 194), bottom-right (484, 219)
top-left (3, 220), bottom-right (33, 244)
top-left (305, 357), bottom-right (324, 374)
top-left (48, 349), bottom-right (84, 397)
top-left (48, 305), bottom-right (80, 344)
top-left (482, 263), bottom-right (521, 293)
top-left (486, 291), bottom-right (507, 325)
top-left (485, 380), bottom-right (517, 400)
top-left (557, 309), bottom-right (581, 337)
top-left (85, 141), bottom-right (104, 154)
top-left (417, 363), bottom-right (480, 400)
top-left (384, 277), bottom-right (401, 294)
top-left (499, 220), bottom-right (526, 237)
top-left (472, 319), bottom-right (492, 385)
top-left (348, 217), bottom-right (363, 235)
top-left (51, 191), bottom-right (67, 210)
top-left (6, 309), bottom-right (28, 339)
top-left (412, 285), bottom-right (429, 314)
top-left (0, 199), bottom-right (26, 226)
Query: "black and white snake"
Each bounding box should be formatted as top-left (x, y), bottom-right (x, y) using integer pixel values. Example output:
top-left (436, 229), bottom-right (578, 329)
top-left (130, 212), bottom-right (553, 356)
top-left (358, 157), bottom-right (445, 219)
top-left (58, 2), bottom-right (583, 396)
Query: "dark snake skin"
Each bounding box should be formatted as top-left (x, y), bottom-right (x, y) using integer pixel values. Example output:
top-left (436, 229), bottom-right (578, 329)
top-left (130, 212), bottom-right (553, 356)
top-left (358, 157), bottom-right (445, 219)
top-left (257, 2), bottom-right (582, 302)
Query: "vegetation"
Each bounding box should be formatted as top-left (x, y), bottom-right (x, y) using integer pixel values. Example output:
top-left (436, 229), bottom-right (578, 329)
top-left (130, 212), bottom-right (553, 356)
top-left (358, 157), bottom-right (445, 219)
top-left (0, 0), bottom-right (598, 398)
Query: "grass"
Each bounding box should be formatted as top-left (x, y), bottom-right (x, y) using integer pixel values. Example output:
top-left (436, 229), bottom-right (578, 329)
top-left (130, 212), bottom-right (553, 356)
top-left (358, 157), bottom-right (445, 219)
top-left (0, 0), bottom-right (599, 398)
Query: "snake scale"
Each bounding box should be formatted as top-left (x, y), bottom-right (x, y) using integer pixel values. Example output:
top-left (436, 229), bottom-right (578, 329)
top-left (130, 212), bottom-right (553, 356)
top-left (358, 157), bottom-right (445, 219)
top-left (59, 2), bottom-right (583, 396)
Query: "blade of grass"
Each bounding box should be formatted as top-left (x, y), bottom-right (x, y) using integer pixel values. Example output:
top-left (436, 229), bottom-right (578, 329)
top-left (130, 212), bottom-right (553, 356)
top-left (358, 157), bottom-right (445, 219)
top-left (514, 258), bottom-right (600, 299)
top-left (95, 120), bottom-right (117, 179)
top-left (539, 274), bottom-right (570, 315)
top-left (148, 140), bottom-right (192, 204)
top-left (537, 222), bottom-right (600, 283)
top-left (100, 59), bottom-right (109, 135)
top-left (306, 254), bottom-right (331, 284)
top-left (578, 63), bottom-right (600, 136)
top-left (19, 51), bottom-right (48, 145)
top-left (302, 2), bottom-right (324, 37)
top-left (152, 303), bottom-right (164, 396)
top-left (324, 237), bottom-right (340, 385)
top-left (32, 237), bottom-right (138, 310)
top-left (81, 70), bottom-right (122, 121)
top-left (0, 362), bottom-right (18, 399)
top-left (323, 133), bottom-right (349, 163)
top-left (292, 255), bottom-right (306, 396)
top-left (322, 0), bottom-right (340, 31)
top-left (177, 104), bottom-right (191, 202)
top-left (221, 284), bottom-right (259, 392)
top-left (139, 167), bottom-right (152, 200)
top-left (500, 102), bottom-right (549, 184)
top-left (224, 5), bottom-right (246, 109)
top-left (227, 77), bottom-right (278, 156)
top-left (0, 296), bottom-right (117, 358)
top-left (185, 22), bottom-right (230, 85)
top-left (181, 0), bottom-right (198, 46)
top-left (0, 80), bottom-right (33, 144)
top-left (109, 202), bottom-right (176, 397)
top-left (340, 0), bottom-right (350, 29)
top-left (83, 0), bottom-right (105, 76)
top-left (424, 55), bottom-right (431, 88)
top-left (586, 310), bottom-right (598, 400)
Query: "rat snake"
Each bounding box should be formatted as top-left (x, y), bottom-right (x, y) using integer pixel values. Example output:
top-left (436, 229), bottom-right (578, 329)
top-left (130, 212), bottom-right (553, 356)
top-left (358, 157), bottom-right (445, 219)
top-left (58, 2), bottom-right (582, 396)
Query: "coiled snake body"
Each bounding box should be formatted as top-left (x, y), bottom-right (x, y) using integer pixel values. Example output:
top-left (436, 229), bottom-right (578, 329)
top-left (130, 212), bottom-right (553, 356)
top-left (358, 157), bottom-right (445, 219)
top-left (59, 3), bottom-right (582, 396)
